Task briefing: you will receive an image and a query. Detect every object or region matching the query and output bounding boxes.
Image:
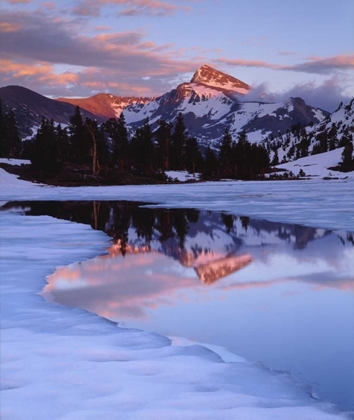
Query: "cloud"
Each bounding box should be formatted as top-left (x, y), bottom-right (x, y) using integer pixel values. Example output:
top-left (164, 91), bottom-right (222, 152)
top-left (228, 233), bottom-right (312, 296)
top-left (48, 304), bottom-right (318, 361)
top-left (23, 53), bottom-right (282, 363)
top-left (291, 54), bottom-right (354, 74)
top-left (0, 21), bottom-right (22, 32)
top-left (0, 57), bottom-right (190, 98)
top-left (3, 0), bottom-right (32, 3)
top-left (216, 57), bottom-right (284, 70)
top-left (243, 75), bottom-right (353, 112)
top-left (216, 54), bottom-right (354, 75)
top-left (0, 11), bottom-right (197, 80)
top-left (72, 0), bottom-right (189, 17)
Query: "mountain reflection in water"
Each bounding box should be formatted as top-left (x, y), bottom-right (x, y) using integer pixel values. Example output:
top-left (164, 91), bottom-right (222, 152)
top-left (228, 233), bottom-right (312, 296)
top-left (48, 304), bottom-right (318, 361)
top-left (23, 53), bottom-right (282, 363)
top-left (1, 200), bottom-right (354, 410)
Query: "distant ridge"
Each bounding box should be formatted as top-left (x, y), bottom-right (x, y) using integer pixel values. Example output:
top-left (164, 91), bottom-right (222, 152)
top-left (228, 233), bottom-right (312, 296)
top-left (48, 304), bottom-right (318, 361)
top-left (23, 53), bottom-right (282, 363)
top-left (0, 85), bottom-right (102, 138)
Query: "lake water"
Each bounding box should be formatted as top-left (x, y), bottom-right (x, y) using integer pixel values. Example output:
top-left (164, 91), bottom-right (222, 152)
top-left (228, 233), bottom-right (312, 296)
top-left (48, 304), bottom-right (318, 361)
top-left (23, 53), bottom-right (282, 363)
top-left (4, 201), bottom-right (354, 411)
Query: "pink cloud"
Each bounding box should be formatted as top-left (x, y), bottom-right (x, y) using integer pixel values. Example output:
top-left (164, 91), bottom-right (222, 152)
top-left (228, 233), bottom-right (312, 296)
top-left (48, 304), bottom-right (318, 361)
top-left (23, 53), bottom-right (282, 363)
top-left (216, 54), bottom-right (354, 75)
top-left (72, 0), bottom-right (191, 17)
top-left (3, 0), bottom-right (32, 3)
top-left (216, 57), bottom-right (285, 70)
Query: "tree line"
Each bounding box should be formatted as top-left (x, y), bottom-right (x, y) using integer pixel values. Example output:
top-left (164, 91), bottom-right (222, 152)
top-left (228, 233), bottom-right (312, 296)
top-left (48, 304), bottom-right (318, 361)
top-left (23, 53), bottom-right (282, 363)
top-left (0, 100), bottom-right (272, 180)
top-left (0, 97), bottom-right (22, 159)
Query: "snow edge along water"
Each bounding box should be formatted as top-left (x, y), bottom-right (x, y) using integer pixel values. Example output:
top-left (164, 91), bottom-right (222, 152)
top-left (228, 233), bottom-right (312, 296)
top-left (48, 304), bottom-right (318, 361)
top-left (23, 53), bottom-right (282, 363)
top-left (1, 208), bottom-right (353, 420)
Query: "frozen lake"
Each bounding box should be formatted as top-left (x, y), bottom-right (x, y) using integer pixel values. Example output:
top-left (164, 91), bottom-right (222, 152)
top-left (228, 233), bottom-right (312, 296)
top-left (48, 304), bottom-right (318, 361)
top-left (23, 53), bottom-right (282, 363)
top-left (5, 200), bottom-right (353, 411)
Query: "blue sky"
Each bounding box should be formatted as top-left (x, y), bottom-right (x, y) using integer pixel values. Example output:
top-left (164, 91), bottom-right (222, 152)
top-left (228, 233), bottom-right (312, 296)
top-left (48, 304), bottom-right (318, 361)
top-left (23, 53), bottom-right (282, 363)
top-left (0, 0), bottom-right (353, 110)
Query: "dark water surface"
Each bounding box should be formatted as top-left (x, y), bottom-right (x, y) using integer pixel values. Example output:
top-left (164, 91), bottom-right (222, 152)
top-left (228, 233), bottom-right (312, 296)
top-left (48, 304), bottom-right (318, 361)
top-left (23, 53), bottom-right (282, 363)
top-left (3, 201), bottom-right (354, 411)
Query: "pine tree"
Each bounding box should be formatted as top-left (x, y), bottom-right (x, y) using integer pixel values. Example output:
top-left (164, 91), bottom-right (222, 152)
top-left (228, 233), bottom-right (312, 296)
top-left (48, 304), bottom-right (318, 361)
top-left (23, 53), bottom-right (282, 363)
top-left (68, 106), bottom-right (89, 163)
top-left (85, 118), bottom-right (101, 175)
top-left (3, 110), bottom-right (22, 158)
top-left (219, 130), bottom-right (233, 177)
top-left (0, 96), bottom-right (5, 157)
top-left (130, 119), bottom-right (154, 175)
top-left (55, 123), bottom-right (70, 162)
top-left (202, 146), bottom-right (218, 179)
top-left (115, 113), bottom-right (129, 172)
top-left (31, 118), bottom-right (58, 171)
top-left (184, 137), bottom-right (203, 175)
top-left (104, 113), bottom-right (129, 173)
top-left (171, 113), bottom-right (188, 170)
top-left (342, 142), bottom-right (353, 165)
top-left (154, 119), bottom-right (171, 171)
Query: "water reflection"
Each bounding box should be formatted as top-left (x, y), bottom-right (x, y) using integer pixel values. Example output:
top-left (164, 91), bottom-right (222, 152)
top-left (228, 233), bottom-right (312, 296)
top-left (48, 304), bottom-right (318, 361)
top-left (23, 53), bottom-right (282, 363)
top-left (2, 201), bottom-right (354, 410)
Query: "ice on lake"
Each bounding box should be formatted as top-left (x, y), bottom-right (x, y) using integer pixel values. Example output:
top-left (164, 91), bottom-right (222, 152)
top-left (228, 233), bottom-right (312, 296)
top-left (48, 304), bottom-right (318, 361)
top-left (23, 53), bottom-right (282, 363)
top-left (1, 167), bottom-right (354, 419)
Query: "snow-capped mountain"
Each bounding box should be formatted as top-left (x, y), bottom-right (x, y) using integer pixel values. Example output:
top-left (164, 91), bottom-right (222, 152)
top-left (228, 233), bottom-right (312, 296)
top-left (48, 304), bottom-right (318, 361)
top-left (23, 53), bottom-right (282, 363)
top-left (2, 65), bottom-right (327, 149)
top-left (0, 65), bottom-right (332, 150)
top-left (264, 99), bottom-right (354, 165)
top-left (118, 65), bottom-right (328, 149)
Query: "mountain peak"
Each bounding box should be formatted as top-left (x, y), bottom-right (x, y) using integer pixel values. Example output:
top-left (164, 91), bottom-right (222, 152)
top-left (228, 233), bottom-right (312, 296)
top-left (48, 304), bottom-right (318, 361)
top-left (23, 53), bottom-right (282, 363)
top-left (190, 65), bottom-right (250, 94)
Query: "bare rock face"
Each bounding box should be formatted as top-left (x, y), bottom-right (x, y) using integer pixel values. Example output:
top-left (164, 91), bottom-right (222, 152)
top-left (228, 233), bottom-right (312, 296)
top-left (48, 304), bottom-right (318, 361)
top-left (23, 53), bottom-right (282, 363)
top-left (190, 64), bottom-right (251, 93)
top-left (57, 93), bottom-right (152, 120)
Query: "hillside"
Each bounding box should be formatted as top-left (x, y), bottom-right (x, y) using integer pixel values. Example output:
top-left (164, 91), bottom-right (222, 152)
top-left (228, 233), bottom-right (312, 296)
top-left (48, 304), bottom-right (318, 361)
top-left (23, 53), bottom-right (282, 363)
top-left (264, 99), bottom-right (354, 165)
top-left (0, 85), bottom-right (103, 139)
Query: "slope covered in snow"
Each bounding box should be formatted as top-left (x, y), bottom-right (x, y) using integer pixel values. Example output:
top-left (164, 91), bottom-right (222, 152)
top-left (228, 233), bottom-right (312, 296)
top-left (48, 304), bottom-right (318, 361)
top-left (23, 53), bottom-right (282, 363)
top-left (273, 147), bottom-right (353, 179)
top-left (265, 99), bottom-right (354, 165)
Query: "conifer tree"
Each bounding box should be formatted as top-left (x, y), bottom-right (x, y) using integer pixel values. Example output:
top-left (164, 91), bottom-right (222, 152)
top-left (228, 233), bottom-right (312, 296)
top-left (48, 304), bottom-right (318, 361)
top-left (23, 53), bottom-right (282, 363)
top-left (202, 146), bottom-right (218, 179)
top-left (171, 112), bottom-right (188, 170)
top-left (68, 106), bottom-right (89, 163)
top-left (219, 130), bottom-right (233, 177)
top-left (31, 118), bottom-right (58, 171)
top-left (104, 113), bottom-right (130, 173)
top-left (55, 123), bottom-right (70, 162)
top-left (154, 119), bottom-right (171, 171)
top-left (342, 142), bottom-right (353, 165)
top-left (130, 119), bottom-right (154, 175)
top-left (2, 110), bottom-right (22, 158)
top-left (85, 118), bottom-right (100, 175)
top-left (0, 96), bottom-right (5, 157)
top-left (184, 137), bottom-right (203, 175)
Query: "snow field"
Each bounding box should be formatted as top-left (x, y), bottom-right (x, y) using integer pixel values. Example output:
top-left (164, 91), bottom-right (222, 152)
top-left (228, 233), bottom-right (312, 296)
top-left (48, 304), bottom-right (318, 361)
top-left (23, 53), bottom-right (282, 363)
top-left (1, 163), bottom-right (353, 232)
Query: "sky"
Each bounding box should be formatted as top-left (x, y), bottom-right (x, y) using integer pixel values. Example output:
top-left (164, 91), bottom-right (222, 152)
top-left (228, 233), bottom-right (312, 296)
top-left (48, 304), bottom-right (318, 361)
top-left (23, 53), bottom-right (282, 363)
top-left (0, 0), bottom-right (353, 111)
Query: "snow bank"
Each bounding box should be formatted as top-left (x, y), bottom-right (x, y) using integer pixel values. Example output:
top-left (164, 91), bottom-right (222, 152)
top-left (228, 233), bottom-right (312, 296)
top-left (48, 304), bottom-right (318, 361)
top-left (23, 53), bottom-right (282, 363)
top-left (274, 148), bottom-right (354, 179)
top-left (0, 157), bottom-right (31, 166)
top-left (1, 164), bottom-right (354, 232)
top-left (165, 170), bottom-right (199, 182)
top-left (1, 209), bottom-right (351, 419)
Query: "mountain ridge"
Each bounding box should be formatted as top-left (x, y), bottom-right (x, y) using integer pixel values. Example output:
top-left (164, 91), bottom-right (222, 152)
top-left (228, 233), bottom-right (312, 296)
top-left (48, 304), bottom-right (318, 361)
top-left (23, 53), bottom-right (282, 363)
top-left (0, 65), bottom-right (342, 153)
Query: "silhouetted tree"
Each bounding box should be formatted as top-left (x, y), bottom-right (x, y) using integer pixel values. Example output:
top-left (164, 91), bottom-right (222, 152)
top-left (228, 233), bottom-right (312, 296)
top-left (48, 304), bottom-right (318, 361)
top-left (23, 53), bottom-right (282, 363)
top-left (130, 118), bottom-right (154, 175)
top-left (219, 130), bottom-right (234, 177)
top-left (68, 106), bottom-right (90, 163)
top-left (184, 137), bottom-right (203, 174)
top-left (55, 123), bottom-right (70, 162)
top-left (2, 110), bottom-right (22, 158)
top-left (31, 118), bottom-right (58, 171)
top-left (202, 146), bottom-right (218, 179)
top-left (104, 113), bottom-right (129, 173)
top-left (171, 113), bottom-right (188, 169)
top-left (154, 119), bottom-right (171, 171)
top-left (342, 142), bottom-right (353, 165)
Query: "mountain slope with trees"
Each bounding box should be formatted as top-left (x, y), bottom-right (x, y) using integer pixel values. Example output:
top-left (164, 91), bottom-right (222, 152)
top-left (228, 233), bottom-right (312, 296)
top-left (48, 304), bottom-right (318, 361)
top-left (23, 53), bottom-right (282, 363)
top-left (264, 99), bottom-right (354, 171)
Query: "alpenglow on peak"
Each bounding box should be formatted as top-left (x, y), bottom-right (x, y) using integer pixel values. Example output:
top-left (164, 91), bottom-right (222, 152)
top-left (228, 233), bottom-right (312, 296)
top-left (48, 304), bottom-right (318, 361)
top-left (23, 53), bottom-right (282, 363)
top-left (190, 64), bottom-right (251, 94)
